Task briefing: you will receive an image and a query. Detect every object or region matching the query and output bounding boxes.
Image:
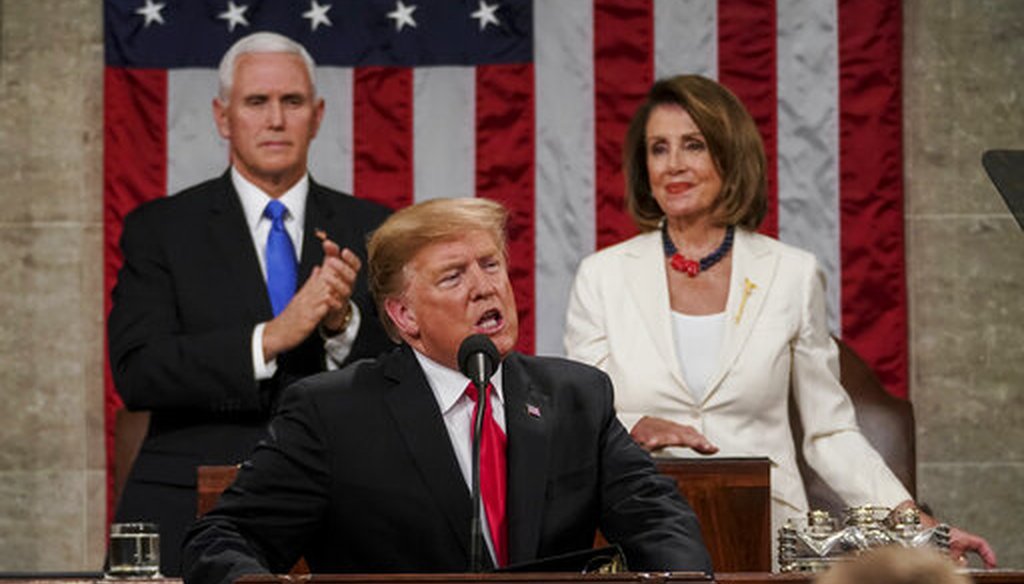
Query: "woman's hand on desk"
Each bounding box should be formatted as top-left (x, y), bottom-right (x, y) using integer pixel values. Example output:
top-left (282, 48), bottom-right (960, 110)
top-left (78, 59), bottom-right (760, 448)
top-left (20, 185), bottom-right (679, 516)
top-left (897, 500), bottom-right (998, 569)
top-left (630, 416), bottom-right (719, 454)
top-left (947, 525), bottom-right (998, 569)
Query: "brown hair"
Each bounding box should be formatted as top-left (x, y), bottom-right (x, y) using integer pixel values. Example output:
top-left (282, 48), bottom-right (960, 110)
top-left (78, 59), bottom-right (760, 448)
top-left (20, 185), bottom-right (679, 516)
top-left (623, 74), bottom-right (767, 231)
top-left (815, 547), bottom-right (969, 584)
top-left (367, 197), bottom-right (508, 340)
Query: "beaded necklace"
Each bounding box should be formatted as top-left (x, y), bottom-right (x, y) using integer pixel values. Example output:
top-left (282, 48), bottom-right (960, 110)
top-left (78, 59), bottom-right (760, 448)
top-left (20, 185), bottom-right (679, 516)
top-left (661, 222), bottom-right (735, 277)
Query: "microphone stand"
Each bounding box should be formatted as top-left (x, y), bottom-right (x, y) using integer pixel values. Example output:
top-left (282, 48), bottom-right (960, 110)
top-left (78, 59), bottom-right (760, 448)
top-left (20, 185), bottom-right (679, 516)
top-left (468, 359), bottom-right (489, 572)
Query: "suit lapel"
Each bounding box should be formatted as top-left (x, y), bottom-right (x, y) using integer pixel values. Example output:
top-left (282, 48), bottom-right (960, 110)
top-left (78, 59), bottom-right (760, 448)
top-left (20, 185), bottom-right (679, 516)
top-left (304, 179), bottom-right (372, 277)
top-left (206, 173), bottom-right (273, 321)
top-left (501, 354), bottom-right (551, 565)
top-left (703, 230), bottom-right (779, 401)
top-left (384, 347), bottom-right (474, 563)
top-left (622, 233), bottom-right (691, 397)
top-left (298, 180), bottom-right (331, 283)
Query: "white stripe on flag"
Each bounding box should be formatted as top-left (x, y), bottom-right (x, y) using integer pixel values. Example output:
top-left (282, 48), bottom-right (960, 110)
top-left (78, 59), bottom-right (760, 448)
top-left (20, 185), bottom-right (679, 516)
top-left (414, 67), bottom-right (475, 202)
top-left (534, 0), bottom-right (595, 356)
top-left (167, 69), bottom-right (225, 195)
top-left (310, 67), bottom-right (354, 194)
top-left (654, 0), bottom-right (717, 80)
top-left (776, 0), bottom-right (842, 333)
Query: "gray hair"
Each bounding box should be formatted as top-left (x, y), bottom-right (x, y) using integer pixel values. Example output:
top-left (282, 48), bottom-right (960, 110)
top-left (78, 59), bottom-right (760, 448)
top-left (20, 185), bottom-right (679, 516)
top-left (217, 32), bottom-right (317, 102)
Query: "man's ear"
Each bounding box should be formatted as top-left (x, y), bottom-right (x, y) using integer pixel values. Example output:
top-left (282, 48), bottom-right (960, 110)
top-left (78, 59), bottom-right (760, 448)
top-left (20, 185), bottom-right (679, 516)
top-left (384, 296), bottom-right (419, 340)
top-left (310, 97), bottom-right (325, 140)
top-left (212, 97), bottom-right (231, 140)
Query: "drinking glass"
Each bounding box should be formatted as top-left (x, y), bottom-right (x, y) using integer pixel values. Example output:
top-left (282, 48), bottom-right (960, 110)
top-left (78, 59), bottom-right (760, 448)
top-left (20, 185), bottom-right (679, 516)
top-left (106, 522), bottom-right (161, 578)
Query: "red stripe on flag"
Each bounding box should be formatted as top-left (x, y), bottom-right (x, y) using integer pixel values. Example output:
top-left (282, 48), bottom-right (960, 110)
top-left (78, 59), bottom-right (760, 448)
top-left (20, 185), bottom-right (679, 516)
top-left (476, 64), bottom-right (536, 354)
top-left (717, 0), bottom-right (778, 238)
top-left (103, 67), bottom-right (168, 521)
top-left (594, 0), bottom-right (653, 249)
top-left (353, 67), bottom-right (413, 210)
top-left (839, 0), bottom-right (907, 398)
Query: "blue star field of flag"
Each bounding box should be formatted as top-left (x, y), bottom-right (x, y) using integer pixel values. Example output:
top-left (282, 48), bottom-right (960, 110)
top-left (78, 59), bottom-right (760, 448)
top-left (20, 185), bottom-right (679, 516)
top-left (105, 0), bottom-right (532, 68)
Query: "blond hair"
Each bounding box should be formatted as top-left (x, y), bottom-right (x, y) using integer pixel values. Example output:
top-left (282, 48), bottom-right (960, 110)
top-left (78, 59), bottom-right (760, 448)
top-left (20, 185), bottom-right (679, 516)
top-left (367, 197), bottom-right (508, 340)
top-left (815, 547), bottom-right (969, 584)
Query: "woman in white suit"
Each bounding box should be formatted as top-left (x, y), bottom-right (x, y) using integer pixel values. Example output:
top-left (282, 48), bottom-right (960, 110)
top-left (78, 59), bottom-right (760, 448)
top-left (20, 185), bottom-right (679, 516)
top-left (564, 75), bottom-right (994, 568)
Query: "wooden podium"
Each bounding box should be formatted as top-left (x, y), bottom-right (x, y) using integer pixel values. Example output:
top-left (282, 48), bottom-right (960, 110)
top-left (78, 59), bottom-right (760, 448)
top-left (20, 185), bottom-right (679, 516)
top-left (652, 457), bottom-right (771, 573)
top-left (237, 574), bottom-right (710, 583)
top-left (200, 457), bottom-right (770, 574)
top-left (231, 573), bottom-right (1024, 584)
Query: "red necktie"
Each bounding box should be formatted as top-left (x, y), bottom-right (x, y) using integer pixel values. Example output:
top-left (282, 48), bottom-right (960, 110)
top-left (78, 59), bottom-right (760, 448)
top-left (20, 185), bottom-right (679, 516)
top-left (465, 382), bottom-right (508, 567)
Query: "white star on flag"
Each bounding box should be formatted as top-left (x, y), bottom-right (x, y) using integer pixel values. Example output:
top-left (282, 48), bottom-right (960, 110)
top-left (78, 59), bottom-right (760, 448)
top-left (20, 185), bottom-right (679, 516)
top-left (302, 1), bottom-right (332, 32)
top-left (135, 0), bottom-right (166, 27)
top-left (470, 0), bottom-right (500, 31)
top-left (218, 1), bottom-right (249, 32)
top-left (387, 1), bottom-right (417, 32)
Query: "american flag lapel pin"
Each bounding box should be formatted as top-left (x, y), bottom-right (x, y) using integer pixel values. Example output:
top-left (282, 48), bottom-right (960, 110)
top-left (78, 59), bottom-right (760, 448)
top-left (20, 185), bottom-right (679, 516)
top-left (526, 403), bottom-right (541, 418)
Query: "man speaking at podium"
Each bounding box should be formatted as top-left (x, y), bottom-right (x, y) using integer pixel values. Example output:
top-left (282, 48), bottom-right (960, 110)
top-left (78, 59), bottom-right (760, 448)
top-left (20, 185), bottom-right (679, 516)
top-left (183, 198), bottom-right (712, 583)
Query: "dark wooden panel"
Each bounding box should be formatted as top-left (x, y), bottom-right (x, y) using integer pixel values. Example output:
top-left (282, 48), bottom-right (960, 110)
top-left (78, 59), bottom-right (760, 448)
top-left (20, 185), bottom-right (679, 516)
top-left (655, 458), bottom-right (771, 573)
top-left (196, 464), bottom-right (239, 518)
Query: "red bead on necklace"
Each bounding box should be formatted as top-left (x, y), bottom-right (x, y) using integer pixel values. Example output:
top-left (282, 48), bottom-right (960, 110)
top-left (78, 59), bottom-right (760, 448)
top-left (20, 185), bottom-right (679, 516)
top-left (670, 254), bottom-right (701, 277)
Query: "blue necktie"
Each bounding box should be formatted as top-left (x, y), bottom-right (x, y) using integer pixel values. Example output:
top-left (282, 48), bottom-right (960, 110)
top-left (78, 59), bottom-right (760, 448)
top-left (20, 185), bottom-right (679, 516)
top-left (264, 200), bottom-right (297, 316)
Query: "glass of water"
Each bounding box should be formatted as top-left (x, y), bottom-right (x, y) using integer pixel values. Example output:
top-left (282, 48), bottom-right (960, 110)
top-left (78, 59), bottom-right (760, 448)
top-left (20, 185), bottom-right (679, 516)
top-left (106, 522), bottom-right (161, 578)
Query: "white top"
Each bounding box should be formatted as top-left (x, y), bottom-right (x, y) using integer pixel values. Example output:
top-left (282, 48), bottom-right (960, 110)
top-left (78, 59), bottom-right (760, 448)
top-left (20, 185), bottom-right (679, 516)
top-left (671, 311), bottom-right (725, 402)
top-left (414, 349), bottom-right (505, 565)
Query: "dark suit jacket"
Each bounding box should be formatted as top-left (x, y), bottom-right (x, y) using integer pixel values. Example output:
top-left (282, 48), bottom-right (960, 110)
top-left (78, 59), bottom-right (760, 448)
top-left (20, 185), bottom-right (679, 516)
top-left (182, 346), bottom-right (712, 584)
top-left (108, 172), bottom-right (394, 575)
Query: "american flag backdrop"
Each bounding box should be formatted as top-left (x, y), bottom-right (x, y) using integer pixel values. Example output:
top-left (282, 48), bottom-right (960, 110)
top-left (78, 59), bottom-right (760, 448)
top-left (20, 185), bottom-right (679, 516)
top-left (104, 0), bottom-right (906, 504)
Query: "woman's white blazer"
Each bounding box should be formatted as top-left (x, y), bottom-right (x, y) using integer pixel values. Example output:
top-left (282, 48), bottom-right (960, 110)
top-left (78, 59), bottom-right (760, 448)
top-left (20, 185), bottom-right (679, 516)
top-left (565, 228), bottom-right (910, 530)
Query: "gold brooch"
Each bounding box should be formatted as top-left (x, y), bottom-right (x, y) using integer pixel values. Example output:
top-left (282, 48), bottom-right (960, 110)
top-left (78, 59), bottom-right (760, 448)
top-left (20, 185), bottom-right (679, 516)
top-left (735, 278), bottom-right (757, 324)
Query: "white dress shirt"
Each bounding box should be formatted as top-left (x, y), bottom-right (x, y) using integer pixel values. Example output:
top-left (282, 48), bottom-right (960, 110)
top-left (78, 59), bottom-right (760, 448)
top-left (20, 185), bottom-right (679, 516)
top-left (231, 167), bottom-right (360, 379)
top-left (413, 349), bottom-right (506, 566)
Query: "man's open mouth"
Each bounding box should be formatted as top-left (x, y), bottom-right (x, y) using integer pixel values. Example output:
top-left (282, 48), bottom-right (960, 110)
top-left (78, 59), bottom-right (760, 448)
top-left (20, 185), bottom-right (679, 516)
top-left (476, 308), bottom-right (503, 332)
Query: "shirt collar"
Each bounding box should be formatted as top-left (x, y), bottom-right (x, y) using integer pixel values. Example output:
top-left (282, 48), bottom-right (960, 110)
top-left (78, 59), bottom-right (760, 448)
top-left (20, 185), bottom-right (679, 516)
top-left (231, 166), bottom-right (309, 231)
top-left (413, 349), bottom-right (505, 415)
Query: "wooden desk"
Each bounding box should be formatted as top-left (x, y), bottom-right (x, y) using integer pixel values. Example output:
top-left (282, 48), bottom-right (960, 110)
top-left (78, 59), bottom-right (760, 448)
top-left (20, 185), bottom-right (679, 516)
top-left (241, 574), bottom-right (706, 583)
top-left (4, 571), bottom-right (1023, 584)
top-left (713, 572), bottom-right (1024, 584)
top-left (235, 571), bottom-right (1024, 583)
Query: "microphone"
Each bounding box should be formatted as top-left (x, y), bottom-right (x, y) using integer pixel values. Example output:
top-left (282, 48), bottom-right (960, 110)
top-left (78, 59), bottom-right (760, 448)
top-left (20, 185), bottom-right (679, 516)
top-left (458, 334), bottom-right (500, 391)
top-left (457, 334), bottom-right (500, 572)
